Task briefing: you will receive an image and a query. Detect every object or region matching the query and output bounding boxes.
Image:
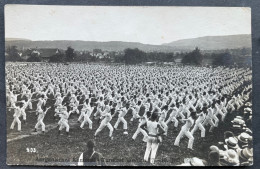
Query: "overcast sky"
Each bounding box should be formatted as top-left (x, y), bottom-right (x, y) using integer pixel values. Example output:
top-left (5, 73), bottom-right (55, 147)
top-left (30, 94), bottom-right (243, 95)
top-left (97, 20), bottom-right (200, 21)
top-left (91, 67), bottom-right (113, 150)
top-left (5, 5), bottom-right (251, 45)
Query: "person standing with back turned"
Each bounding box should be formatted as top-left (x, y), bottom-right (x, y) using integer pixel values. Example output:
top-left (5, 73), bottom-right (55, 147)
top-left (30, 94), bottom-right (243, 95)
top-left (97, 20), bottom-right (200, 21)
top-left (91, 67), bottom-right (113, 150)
top-left (140, 112), bottom-right (165, 165)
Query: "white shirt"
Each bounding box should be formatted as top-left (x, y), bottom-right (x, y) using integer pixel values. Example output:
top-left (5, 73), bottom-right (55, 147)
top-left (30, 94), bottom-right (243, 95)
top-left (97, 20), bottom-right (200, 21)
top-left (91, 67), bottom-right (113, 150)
top-left (147, 121), bottom-right (158, 135)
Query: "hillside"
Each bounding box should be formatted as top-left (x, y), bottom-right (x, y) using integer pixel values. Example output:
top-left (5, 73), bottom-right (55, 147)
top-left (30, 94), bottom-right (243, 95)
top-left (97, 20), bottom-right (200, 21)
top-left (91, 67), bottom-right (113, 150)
top-left (5, 34), bottom-right (251, 52)
top-left (163, 34), bottom-right (251, 50)
top-left (5, 38), bottom-right (31, 41)
top-left (5, 40), bottom-right (180, 52)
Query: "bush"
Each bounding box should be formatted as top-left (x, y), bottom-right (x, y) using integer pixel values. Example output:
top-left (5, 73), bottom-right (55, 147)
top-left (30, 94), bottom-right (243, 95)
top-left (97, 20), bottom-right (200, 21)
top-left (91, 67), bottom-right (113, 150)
top-left (5, 46), bottom-right (23, 62)
top-left (124, 48), bottom-right (146, 64)
top-left (182, 47), bottom-right (203, 65)
top-left (27, 56), bottom-right (41, 62)
top-left (49, 53), bottom-right (65, 62)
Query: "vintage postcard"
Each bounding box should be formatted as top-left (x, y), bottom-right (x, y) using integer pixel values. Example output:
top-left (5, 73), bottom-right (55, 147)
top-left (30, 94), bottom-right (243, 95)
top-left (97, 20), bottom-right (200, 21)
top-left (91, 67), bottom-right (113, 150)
top-left (5, 5), bottom-right (252, 166)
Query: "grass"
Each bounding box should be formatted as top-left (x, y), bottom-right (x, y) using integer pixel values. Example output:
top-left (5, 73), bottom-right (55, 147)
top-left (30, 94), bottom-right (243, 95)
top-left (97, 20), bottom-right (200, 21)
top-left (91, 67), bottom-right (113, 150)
top-left (6, 94), bottom-right (246, 166)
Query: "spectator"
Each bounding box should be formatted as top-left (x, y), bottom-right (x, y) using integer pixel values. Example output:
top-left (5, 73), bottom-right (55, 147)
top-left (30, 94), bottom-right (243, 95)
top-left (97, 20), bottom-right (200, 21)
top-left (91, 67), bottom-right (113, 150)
top-left (178, 157), bottom-right (206, 166)
top-left (238, 147), bottom-right (253, 165)
top-left (224, 137), bottom-right (239, 151)
top-left (237, 132), bottom-right (250, 149)
top-left (221, 149), bottom-right (239, 166)
top-left (78, 140), bottom-right (106, 166)
top-left (208, 151), bottom-right (221, 166)
top-left (209, 145), bottom-right (226, 163)
top-left (224, 131), bottom-right (235, 140)
top-left (218, 131), bottom-right (235, 150)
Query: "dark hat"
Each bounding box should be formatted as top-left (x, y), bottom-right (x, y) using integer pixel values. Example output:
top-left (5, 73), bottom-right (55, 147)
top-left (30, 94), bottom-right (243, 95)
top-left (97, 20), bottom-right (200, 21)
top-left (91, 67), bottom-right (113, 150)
top-left (87, 140), bottom-right (95, 149)
top-left (224, 131), bottom-right (235, 140)
top-left (208, 151), bottom-right (220, 164)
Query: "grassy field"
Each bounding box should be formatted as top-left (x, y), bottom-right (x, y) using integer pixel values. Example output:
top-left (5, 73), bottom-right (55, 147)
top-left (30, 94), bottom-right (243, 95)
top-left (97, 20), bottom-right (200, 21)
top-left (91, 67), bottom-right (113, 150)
top-left (6, 92), bottom-right (243, 166)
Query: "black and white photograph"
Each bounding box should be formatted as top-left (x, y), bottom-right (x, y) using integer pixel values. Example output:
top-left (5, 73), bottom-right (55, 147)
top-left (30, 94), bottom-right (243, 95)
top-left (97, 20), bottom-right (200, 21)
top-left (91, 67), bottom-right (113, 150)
top-left (5, 5), bottom-right (253, 166)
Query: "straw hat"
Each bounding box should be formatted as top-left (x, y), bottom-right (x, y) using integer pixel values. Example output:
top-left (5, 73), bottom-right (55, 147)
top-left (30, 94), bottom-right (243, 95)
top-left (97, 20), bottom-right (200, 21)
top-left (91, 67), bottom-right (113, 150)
top-left (190, 157), bottom-right (205, 166)
top-left (184, 157), bottom-right (205, 166)
top-left (245, 102), bottom-right (252, 106)
top-left (225, 137), bottom-right (239, 149)
top-left (232, 118), bottom-right (245, 125)
top-left (238, 148), bottom-right (253, 162)
top-left (238, 133), bottom-right (250, 144)
top-left (226, 149), bottom-right (239, 165)
top-left (244, 108), bottom-right (252, 113)
top-left (209, 145), bottom-right (219, 152)
top-left (235, 116), bottom-right (243, 119)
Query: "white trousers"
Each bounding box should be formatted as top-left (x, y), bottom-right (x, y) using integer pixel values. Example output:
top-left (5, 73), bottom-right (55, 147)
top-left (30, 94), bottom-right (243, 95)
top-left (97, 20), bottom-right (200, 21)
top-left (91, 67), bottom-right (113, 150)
top-left (212, 114), bottom-right (219, 127)
top-left (228, 104), bottom-right (235, 112)
top-left (10, 116), bottom-right (21, 131)
top-left (95, 121), bottom-right (113, 137)
top-left (203, 118), bottom-right (215, 132)
top-left (59, 120), bottom-right (70, 132)
top-left (174, 127), bottom-right (194, 149)
top-left (191, 123), bottom-right (205, 137)
top-left (132, 127), bottom-right (148, 141)
top-left (235, 101), bottom-right (241, 109)
top-left (94, 108), bottom-right (102, 117)
top-left (144, 136), bottom-right (159, 164)
top-left (10, 100), bottom-right (16, 108)
top-left (216, 110), bottom-right (225, 121)
top-left (114, 117), bottom-right (127, 129)
top-left (20, 110), bottom-right (26, 120)
top-left (158, 120), bottom-right (168, 135)
top-left (28, 102), bottom-right (32, 109)
top-left (222, 107), bottom-right (228, 121)
top-left (78, 111), bottom-right (85, 122)
top-left (80, 115), bottom-right (92, 129)
top-left (7, 99), bottom-right (11, 107)
top-left (35, 118), bottom-right (45, 131)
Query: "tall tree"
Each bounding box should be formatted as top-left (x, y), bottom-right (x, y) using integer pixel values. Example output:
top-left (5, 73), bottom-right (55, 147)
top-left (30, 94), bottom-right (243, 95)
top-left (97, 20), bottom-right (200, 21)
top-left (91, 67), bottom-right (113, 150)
top-left (5, 46), bottom-right (22, 62)
top-left (182, 47), bottom-right (203, 65)
top-left (65, 46), bottom-right (75, 62)
top-left (212, 52), bottom-right (233, 66)
top-left (124, 48), bottom-right (146, 64)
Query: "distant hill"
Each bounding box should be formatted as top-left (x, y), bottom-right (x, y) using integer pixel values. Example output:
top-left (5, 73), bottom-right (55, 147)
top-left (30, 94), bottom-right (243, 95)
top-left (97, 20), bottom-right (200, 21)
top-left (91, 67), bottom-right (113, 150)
top-left (162, 34), bottom-right (251, 50)
top-left (5, 40), bottom-right (181, 52)
top-left (5, 38), bottom-right (31, 41)
top-left (5, 34), bottom-right (251, 52)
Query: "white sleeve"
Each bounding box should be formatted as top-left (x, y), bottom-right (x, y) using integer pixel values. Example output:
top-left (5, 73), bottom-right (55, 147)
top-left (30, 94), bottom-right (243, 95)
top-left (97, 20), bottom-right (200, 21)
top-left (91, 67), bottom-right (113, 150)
top-left (78, 153), bottom-right (83, 166)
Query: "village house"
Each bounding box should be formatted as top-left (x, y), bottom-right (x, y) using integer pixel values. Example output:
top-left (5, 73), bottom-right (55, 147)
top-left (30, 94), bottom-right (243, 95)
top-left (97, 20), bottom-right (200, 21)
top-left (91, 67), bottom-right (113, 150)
top-left (38, 48), bottom-right (62, 62)
top-left (19, 48), bottom-right (62, 62)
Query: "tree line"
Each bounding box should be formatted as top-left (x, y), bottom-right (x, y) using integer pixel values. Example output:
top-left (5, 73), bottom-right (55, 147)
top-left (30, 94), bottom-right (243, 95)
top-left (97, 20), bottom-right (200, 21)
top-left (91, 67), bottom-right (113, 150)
top-left (5, 46), bottom-right (251, 67)
top-left (121, 47), bottom-right (251, 67)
